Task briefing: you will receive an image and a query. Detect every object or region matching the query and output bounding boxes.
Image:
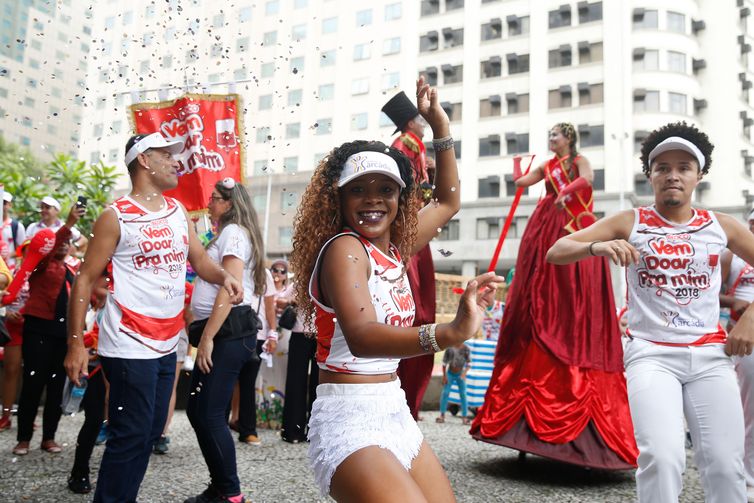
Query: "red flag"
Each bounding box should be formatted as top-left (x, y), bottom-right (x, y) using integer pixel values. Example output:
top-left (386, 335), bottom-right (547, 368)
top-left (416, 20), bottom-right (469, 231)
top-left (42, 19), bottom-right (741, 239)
top-left (130, 94), bottom-right (246, 212)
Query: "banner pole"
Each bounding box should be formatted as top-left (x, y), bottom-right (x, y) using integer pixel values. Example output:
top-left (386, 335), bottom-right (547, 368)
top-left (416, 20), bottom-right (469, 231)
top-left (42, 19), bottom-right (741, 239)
top-left (486, 155), bottom-right (535, 273)
top-left (262, 169), bottom-right (272, 260)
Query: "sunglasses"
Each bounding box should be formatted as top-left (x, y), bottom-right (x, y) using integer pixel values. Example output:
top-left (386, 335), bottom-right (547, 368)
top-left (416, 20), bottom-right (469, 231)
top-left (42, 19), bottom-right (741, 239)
top-left (271, 267), bottom-right (287, 274)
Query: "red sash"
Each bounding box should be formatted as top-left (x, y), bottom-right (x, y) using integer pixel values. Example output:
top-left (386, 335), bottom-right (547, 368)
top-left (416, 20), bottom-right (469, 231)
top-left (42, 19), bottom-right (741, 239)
top-left (544, 155), bottom-right (595, 233)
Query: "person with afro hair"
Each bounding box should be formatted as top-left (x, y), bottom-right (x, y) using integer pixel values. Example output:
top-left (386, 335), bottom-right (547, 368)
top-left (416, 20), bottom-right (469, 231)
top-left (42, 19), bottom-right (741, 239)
top-left (290, 76), bottom-right (504, 502)
top-left (548, 121), bottom-right (754, 502)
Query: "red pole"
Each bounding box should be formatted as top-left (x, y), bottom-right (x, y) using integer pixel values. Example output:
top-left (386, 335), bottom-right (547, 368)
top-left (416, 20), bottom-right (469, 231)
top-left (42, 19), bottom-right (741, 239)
top-left (487, 155), bottom-right (535, 273)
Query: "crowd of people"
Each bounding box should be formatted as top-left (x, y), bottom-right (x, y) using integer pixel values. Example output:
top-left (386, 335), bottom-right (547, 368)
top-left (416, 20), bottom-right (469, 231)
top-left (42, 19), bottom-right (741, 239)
top-left (1, 74), bottom-right (754, 503)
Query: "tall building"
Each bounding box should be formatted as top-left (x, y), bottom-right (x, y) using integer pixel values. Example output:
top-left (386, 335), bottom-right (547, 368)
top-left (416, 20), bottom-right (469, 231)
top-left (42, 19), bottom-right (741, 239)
top-left (0, 0), bottom-right (91, 159)
top-left (74, 0), bottom-right (754, 279)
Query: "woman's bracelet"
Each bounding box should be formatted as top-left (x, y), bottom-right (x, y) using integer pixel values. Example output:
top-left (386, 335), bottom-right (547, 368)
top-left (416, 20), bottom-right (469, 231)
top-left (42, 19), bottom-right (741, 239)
top-left (432, 135), bottom-right (454, 152)
top-left (419, 323), bottom-right (441, 353)
top-left (588, 240), bottom-right (601, 256)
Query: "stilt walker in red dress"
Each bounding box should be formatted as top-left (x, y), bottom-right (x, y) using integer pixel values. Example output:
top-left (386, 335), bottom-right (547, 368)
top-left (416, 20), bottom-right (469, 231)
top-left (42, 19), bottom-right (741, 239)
top-left (382, 91), bottom-right (436, 420)
top-left (471, 123), bottom-right (638, 469)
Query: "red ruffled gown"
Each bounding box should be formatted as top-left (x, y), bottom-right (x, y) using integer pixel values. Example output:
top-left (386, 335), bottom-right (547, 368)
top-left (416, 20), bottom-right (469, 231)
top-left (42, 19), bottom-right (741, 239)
top-left (470, 156), bottom-right (638, 469)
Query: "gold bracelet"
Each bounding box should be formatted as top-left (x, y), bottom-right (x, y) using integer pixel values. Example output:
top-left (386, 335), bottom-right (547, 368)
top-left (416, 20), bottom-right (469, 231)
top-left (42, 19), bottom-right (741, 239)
top-left (428, 323), bottom-right (440, 352)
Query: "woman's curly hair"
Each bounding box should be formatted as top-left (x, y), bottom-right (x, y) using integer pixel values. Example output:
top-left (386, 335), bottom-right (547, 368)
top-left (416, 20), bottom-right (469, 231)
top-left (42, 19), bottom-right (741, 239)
top-left (640, 121), bottom-right (713, 177)
top-left (290, 140), bottom-right (419, 330)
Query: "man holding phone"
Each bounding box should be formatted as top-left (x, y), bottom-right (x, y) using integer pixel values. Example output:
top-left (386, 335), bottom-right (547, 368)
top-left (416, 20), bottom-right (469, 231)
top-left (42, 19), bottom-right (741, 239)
top-left (26, 195), bottom-right (88, 254)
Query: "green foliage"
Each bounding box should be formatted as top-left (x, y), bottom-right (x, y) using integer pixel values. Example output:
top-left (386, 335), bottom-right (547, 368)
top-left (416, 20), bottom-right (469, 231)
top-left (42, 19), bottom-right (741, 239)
top-left (0, 138), bottom-right (121, 234)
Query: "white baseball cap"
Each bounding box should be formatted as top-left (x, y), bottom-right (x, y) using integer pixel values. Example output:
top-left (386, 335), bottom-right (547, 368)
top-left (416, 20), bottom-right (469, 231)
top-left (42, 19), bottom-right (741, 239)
top-left (648, 136), bottom-right (706, 169)
top-left (3, 192), bottom-right (12, 203)
top-left (40, 196), bottom-right (61, 211)
top-left (124, 132), bottom-right (184, 166)
top-left (337, 150), bottom-right (406, 189)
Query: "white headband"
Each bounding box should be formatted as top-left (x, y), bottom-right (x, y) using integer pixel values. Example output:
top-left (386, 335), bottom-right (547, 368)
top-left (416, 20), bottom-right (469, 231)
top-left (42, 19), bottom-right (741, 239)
top-left (125, 132), bottom-right (184, 166)
top-left (648, 136), bottom-right (706, 169)
top-left (337, 150), bottom-right (406, 189)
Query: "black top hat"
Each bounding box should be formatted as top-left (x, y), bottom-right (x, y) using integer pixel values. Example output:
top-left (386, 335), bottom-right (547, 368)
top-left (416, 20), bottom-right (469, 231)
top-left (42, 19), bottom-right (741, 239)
top-left (382, 91), bottom-right (419, 135)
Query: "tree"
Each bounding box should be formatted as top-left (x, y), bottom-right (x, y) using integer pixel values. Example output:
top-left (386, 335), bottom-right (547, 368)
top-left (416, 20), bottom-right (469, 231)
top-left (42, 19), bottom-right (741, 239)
top-left (0, 137), bottom-right (121, 235)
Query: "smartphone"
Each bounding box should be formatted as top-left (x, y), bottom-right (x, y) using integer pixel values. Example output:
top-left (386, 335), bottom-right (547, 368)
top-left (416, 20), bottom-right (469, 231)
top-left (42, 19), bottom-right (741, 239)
top-left (76, 196), bottom-right (88, 208)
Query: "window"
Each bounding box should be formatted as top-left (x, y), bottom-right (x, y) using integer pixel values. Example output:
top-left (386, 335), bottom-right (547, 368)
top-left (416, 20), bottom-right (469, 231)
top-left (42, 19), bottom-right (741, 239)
top-left (634, 90), bottom-right (660, 112)
top-left (261, 63), bottom-right (274, 78)
top-left (504, 175), bottom-right (518, 196)
top-left (259, 94), bottom-right (273, 110)
top-left (506, 133), bottom-right (529, 154)
top-left (442, 64), bottom-right (463, 84)
top-left (379, 113), bottom-right (393, 127)
top-left (549, 86), bottom-right (573, 109)
top-left (381, 72), bottom-right (400, 91)
top-left (669, 92), bottom-right (687, 114)
top-left (592, 168), bottom-right (605, 191)
top-left (318, 84), bottom-right (334, 100)
top-left (480, 57), bottom-right (502, 78)
top-left (321, 49), bottom-right (335, 66)
top-left (420, 31), bottom-right (439, 52)
top-left (356, 9), bottom-right (372, 26)
top-left (383, 37), bottom-right (401, 55)
top-left (322, 17), bottom-right (338, 33)
top-left (292, 24), bottom-right (306, 40)
top-left (424, 67), bottom-right (438, 86)
top-left (578, 125), bottom-right (604, 147)
top-left (279, 227), bottom-right (293, 246)
top-left (112, 121), bottom-right (122, 134)
top-left (437, 220), bottom-right (459, 241)
top-left (478, 176), bottom-right (500, 198)
top-left (280, 192), bottom-right (299, 212)
top-left (549, 5), bottom-right (571, 29)
top-left (668, 51), bottom-right (686, 73)
top-left (265, 1), bottom-right (279, 15)
top-left (442, 27), bottom-right (464, 48)
top-left (316, 118), bottom-right (332, 135)
top-left (578, 1), bottom-right (602, 23)
top-left (237, 37), bottom-right (250, 52)
top-left (548, 45), bottom-right (572, 68)
top-left (234, 68), bottom-right (247, 80)
top-left (240, 6), bottom-right (252, 22)
top-left (633, 48), bottom-right (659, 71)
top-left (288, 89), bottom-right (302, 106)
top-left (93, 124), bottom-right (104, 136)
top-left (353, 43), bottom-right (371, 61)
top-left (290, 56), bottom-right (304, 72)
top-left (477, 217), bottom-right (501, 239)
top-left (286, 123), bottom-right (301, 139)
top-left (578, 41), bottom-right (603, 64)
top-left (385, 3), bottom-right (402, 21)
top-left (633, 9), bottom-right (658, 29)
top-left (294, 0), bottom-right (307, 8)
top-left (446, 0), bottom-right (464, 10)
top-left (254, 160), bottom-right (268, 175)
top-left (481, 19), bottom-right (502, 41)
top-left (163, 55), bottom-right (173, 68)
top-left (253, 194), bottom-right (267, 212)
top-left (480, 95), bottom-right (502, 118)
top-left (442, 102), bottom-right (463, 121)
top-left (634, 130), bottom-right (649, 153)
top-left (351, 78), bottom-right (369, 95)
top-left (24, 97), bottom-right (34, 107)
top-left (507, 15), bottom-right (530, 36)
top-left (421, 0), bottom-right (440, 17)
top-left (667, 11), bottom-right (686, 33)
top-left (256, 127), bottom-right (271, 143)
top-left (578, 82), bottom-right (603, 105)
top-left (351, 113), bottom-right (368, 130)
top-left (506, 93), bottom-right (530, 114)
top-left (263, 31), bottom-right (277, 45)
top-left (508, 53), bottom-right (530, 74)
top-left (283, 157), bottom-right (298, 174)
top-left (479, 135), bottom-right (501, 157)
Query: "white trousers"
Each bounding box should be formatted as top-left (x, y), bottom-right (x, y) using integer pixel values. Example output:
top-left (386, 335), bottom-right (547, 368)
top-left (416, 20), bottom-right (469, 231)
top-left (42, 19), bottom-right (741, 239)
top-left (736, 353), bottom-right (754, 487)
top-left (624, 338), bottom-right (746, 503)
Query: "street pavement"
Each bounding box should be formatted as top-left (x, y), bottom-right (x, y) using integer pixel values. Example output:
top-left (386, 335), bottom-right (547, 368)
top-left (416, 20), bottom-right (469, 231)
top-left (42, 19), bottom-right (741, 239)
top-left (0, 409), bottom-right (704, 502)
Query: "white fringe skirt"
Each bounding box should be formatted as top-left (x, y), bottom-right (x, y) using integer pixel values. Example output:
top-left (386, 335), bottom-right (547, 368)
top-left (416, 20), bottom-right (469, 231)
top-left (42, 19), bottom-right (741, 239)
top-left (307, 378), bottom-right (424, 496)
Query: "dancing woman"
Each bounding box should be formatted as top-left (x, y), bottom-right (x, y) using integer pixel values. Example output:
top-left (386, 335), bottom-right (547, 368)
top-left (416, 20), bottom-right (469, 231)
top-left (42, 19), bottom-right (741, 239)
top-left (471, 123), bottom-right (638, 469)
top-left (291, 77), bottom-right (503, 502)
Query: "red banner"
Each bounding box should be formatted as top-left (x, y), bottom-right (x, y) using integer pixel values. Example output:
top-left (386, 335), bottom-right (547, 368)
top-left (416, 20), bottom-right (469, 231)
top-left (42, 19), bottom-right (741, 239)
top-left (130, 94), bottom-right (245, 212)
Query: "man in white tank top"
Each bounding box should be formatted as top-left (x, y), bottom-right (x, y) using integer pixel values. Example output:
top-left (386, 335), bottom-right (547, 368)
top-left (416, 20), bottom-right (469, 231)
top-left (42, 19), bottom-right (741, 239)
top-left (547, 122), bottom-right (754, 503)
top-left (64, 133), bottom-right (243, 503)
top-left (721, 209), bottom-right (754, 499)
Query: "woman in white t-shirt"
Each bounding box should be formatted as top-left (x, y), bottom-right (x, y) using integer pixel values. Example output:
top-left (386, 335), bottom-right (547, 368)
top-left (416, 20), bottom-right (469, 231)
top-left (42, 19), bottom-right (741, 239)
top-left (185, 178), bottom-right (267, 503)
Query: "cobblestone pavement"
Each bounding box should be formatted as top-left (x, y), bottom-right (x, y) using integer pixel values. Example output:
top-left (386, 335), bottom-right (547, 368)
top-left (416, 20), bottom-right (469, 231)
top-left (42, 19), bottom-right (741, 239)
top-left (0, 410), bottom-right (703, 502)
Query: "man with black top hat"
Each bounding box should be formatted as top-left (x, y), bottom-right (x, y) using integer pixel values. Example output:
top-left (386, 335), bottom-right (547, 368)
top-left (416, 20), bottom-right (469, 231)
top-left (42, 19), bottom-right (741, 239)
top-left (382, 91), bottom-right (437, 421)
